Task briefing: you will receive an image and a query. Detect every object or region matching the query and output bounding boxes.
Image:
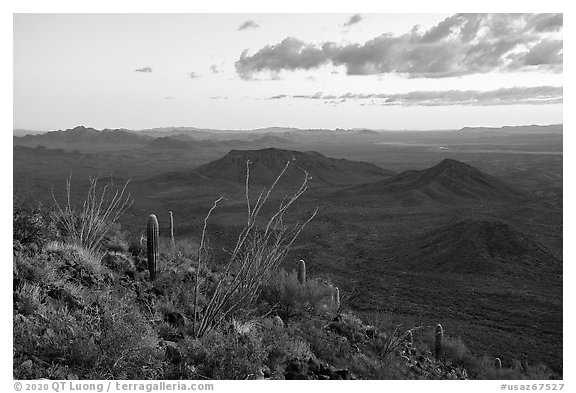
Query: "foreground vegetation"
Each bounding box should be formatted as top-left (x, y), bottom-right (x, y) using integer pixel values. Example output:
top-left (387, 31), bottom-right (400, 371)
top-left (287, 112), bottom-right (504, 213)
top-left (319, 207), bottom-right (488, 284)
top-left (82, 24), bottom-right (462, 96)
top-left (13, 174), bottom-right (559, 380)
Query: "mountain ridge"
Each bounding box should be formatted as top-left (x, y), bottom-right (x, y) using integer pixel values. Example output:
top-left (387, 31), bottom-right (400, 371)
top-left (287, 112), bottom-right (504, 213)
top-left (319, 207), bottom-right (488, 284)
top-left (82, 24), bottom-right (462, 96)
top-left (336, 158), bottom-right (524, 205)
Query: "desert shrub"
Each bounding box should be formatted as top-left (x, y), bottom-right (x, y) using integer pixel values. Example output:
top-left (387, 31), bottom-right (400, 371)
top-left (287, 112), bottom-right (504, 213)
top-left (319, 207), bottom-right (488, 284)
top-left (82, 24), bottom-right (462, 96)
top-left (14, 282), bottom-right (44, 316)
top-left (258, 318), bottom-right (313, 377)
top-left (192, 325), bottom-right (267, 379)
top-left (325, 312), bottom-right (369, 345)
top-left (100, 222), bottom-right (129, 252)
top-left (289, 318), bottom-right (355, 367)
top-left (13, 197), bottom-right (56, 246)
top-left (93, 293), bottom-right (163, 379)
top-left (45, 241), bottom-right (105, 275)
top-left (52, 176), bottom-right (133, 254)
top-left (259, 269), bottom-right (335, 322)
top-left (102, 251), bottom-right (136, 274)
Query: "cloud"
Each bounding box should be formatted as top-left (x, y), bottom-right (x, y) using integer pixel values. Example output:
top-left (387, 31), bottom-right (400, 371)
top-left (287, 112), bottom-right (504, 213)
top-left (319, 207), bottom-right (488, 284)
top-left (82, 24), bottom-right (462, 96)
top-left (210, 65), bottom-right (219, 74)
top-left (235, 13), bottom-right (563, 79)
top-left (264, 86), bottom-right (563, 106)
top-left (238, 20), bottom-right (259, 31)
top-left (135, 67), bottom-right (153, 73)
top-left (189, 72), bottom-right (200, 79)
top-left (344, 14), bottom-right (362, 27)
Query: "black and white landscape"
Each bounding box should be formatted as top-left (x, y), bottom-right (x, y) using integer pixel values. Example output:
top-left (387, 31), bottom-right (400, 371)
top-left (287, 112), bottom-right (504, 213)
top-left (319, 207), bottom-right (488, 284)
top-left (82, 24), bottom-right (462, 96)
top-left (13, 13), bottom-right (562, 381)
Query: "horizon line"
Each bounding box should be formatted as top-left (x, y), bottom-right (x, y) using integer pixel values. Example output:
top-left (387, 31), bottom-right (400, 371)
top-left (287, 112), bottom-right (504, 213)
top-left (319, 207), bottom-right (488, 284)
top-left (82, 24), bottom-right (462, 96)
top-left (13, 122), bottom-right (564, 134)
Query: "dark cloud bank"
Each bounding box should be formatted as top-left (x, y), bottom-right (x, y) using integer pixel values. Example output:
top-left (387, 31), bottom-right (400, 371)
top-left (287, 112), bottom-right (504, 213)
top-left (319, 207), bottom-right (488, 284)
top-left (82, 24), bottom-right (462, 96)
top-left (266, 86), bottom-right (563, 106)
top-left (236, 13), bottom-right (562, 79)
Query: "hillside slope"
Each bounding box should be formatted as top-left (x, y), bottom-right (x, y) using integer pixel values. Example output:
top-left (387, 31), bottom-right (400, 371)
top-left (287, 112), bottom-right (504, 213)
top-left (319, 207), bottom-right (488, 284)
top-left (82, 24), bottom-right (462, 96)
top-left (388, 219), bottom-right (560, 276)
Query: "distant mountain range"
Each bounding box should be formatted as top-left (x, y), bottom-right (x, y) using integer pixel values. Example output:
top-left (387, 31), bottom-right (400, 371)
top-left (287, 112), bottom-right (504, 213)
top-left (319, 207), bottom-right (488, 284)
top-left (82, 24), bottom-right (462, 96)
top-left (458, 124), bottom-right (562, 134)
top-left (13, 123), bottom-right (563, 138)
top-left (144, 134), bottom-right (295, 151)
top-left (336, 158), bottom-right (524, 205)
top-left (13, 126), bottom-right (153, 151)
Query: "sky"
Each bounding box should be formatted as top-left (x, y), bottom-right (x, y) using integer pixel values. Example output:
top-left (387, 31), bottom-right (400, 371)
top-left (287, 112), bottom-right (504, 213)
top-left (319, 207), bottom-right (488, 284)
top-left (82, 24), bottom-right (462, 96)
top-left (13, 13), bottom-right (563, 131)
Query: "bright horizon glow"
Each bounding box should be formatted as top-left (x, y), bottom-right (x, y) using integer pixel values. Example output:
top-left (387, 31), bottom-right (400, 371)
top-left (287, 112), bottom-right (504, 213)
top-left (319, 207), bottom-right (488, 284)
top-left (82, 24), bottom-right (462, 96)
top-left (13, 13), bottom-right (563, 131)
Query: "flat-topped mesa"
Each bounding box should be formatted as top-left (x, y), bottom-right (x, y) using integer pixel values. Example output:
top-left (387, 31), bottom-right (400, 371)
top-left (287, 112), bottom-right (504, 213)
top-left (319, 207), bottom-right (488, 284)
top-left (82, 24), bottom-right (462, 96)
top-left (195, 148), bottom-right (395, 187)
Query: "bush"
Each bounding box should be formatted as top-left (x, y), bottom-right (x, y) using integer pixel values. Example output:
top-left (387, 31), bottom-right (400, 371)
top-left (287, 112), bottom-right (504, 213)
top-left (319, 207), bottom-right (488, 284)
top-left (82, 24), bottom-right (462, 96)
top-left (259, 269), bottom-right (335, 323)
top-left (13, 197), bottom-right (56, 246)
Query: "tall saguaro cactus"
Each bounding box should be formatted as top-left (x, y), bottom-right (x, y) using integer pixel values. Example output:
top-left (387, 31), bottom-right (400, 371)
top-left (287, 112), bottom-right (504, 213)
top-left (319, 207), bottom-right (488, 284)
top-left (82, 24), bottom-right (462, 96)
top-left (297, 259), bottom-right (306, 284)
top-left (147, 214), bottom-right (159, 280)
top-left (169, 211), bottom-right (175, 249)
top-left (435, 324), bottom-right (444, 359)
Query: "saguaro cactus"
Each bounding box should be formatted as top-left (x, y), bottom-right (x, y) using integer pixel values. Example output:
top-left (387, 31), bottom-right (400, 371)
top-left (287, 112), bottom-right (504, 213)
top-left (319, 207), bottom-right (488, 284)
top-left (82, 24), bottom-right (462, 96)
top-left (297, 259), bottom-right (306, 284)
top-left (406, 330), bottom-right (413, 346)
top-left (147, 214), bottom-right (159, 280)
top-left (495, 357), bottom-right (502, 371)
top-left (273, 315), bottom-right (284, 328)
top-left (334, 287), bottom-right (341, 310)
top-left (169, 211), bottom-right (175, 249)
top-left (435, 324), bottom-right (444, 359)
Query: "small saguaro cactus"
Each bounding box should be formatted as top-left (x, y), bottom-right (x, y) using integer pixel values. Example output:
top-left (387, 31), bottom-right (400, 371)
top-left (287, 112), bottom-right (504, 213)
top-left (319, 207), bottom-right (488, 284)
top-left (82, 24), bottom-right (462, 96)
top-left (147, 214), bottom-right (159, 280)
top-left (297, 259), bottom-right (306, 284)
top-left (405, 330), bottom-right (413, 346)
top-left (272, 315), bottom-right (284, 328)
top-left (495, 357), bottom-right (502, 371)
top-left (333, 287), bottom-right (341, 311)
top-left (169, 211), bottom-right (175, 249)
top-left (435, 324), bottom-right (444, 359)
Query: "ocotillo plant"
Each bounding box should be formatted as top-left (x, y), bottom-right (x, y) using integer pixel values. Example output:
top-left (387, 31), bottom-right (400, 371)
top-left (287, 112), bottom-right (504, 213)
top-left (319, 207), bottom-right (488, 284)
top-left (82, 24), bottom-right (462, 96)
top-left (297, 259), bottom-right (306, 284)
top-left (435, 324), bottom-right (444, 359)
top-left (147, 214), bottom-right (159, 280)
top-left (169, 211), bottom-right (175, 249)
top-left (495, 357), bottom-right (502, 371)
